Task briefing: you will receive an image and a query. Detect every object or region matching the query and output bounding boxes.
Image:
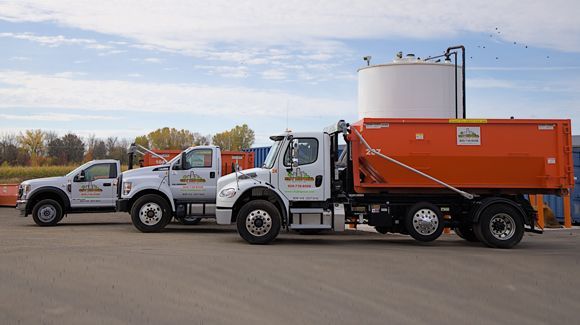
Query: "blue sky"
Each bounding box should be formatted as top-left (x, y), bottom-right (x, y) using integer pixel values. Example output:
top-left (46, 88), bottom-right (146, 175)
top-left (0, 1), bottom-right (579, 146)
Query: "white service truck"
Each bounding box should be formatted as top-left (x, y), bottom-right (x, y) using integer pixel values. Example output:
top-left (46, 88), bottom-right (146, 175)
top-left (16, 160), bottom-right (121, 226)
top-left (116, 146), bottom-right (224, 232)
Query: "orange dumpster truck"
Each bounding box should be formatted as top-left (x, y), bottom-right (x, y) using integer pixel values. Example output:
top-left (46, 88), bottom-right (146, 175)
top-left (214, 118), bottom-right (573, 248)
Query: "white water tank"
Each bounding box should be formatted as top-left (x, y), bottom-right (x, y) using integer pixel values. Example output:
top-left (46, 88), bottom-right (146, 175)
top-left (358, 54), bottom-right (463, 119)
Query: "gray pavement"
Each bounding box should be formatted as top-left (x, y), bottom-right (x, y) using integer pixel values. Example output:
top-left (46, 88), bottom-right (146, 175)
top-left (0, 207), bottom-right (579, 325)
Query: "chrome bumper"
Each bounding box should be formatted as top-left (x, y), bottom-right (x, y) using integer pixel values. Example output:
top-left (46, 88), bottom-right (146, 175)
top-left (16, 200), bottom-right (27, 216)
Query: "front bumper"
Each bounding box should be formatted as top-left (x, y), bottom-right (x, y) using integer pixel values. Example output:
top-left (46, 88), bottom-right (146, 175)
top-left (116, 198), bottom-right (130, 212)
top-left (16, 200), bottom-right (27, 217)
top-left (216, 207), bottom-right (233, 225)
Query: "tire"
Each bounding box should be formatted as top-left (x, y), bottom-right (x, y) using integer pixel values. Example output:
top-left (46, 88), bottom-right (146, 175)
top-left (473, 203), bottom-right (524, 249)
top-left (31, 199), bottom-right (64, 226)
top-left (405, 202), bottom-right (444, 242)
top-left (236, 200), bottom-right (281, 244)
top-left (131, 194), bottom-right (173, 233)
top-left (454, 224), bottom-right (479, 242)
top-left (178, 216), bottom-right (202, 225)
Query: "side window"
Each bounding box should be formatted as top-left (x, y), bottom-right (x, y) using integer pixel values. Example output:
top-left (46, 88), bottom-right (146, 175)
top-left (184, 149), bottom-right (213, 169)
top-left (84, 164), bottom-right (113, 181)
top-left (284, 138), bottom-right (318, 166)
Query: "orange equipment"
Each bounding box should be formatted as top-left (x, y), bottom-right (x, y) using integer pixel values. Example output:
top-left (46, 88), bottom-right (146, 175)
top-left (142, 150), bottom-right (254, 176)
top-left (0, 184), bottom-right (18, 207)
top-left (349, 118), bottom-right (573, 195)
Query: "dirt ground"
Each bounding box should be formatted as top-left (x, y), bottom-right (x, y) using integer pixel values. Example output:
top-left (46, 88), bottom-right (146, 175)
top-left (1, 207), bottom-right (579, 325)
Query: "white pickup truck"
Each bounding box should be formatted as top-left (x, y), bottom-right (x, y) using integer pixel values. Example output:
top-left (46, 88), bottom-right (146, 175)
top-left (16, 160), bottom-right (121, 226)
top-left (117, 146), bottom-right (227, 232)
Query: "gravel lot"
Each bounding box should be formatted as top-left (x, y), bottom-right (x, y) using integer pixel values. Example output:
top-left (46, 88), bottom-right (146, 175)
top-left (1, 207), bottom-right (579, 325)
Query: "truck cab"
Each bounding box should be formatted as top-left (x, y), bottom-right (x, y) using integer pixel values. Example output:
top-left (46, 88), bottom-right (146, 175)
top-left (215, 131), bottom-right (336, 242)
top-left (117, 146), bottom-right (224, 232)
top-left (16, 159), bottom-right (121, 226)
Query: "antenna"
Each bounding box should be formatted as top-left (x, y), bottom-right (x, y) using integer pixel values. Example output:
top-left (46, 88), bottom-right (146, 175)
top-left (286, 100), bottom-right (290, 132)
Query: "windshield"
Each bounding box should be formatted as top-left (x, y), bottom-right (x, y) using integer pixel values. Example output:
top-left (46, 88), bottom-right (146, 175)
top-left (65, 161), bottom-right (93, 177)
top-left (262, 140), bottom-right (283, 169)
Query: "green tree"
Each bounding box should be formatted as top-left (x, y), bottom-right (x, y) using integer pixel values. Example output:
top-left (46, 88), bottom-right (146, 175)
top-left (62, 133), bottom-right (85, 164)
top-left (93, 140), bottom-right (107, 159)
top-left (212, 124), bottom-right (255, 151)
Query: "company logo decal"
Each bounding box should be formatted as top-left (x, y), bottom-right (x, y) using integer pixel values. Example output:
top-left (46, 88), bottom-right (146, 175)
top-left (284, 169), bottom-right (314, 182)
top-left (79, 184), bottom-right (103, 193)
top-left (179, 171), bottom-right (207, 183)
top-left (457, 126), bottom-right (481, 146)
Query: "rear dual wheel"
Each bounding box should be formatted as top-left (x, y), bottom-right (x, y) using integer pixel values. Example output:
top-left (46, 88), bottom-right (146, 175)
top-left (473, 204), bottom-right (524, 249)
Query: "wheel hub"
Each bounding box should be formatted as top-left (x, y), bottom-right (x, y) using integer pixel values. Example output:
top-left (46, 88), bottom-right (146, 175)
top-left (489, 213), bottom-right (515, 240)
top-left (139, 202), bottom-right (162, 225)
top-left (245, 209), bottom-right (272, 237)
top-left (412, 208), bottom-right (439, 236)
top-left (38, 205), bottom-right (56, 222)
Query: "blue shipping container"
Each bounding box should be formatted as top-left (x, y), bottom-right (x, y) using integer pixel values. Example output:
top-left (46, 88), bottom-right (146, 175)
top-left (244, 146), bottom-right (271, 168)
top-left (544, 146), bottom-right (580, 223)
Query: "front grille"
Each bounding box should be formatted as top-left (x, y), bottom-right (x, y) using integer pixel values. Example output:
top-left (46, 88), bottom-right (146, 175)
top-left (116, 174), bottom-right (123, 197)
top-left (17, 186), bottom-right (23, 199)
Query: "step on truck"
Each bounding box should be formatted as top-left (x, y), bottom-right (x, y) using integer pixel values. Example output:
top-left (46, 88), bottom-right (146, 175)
top-left (215, 118), bottom-right (573, 248)
top-left (116, 146), bottom-right (254, 232)
top-left (16, 160), bottom-right (121, 226)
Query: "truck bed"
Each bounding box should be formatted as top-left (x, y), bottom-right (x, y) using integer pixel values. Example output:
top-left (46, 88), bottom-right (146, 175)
top-left (348, 118), bottom-right (573, 195)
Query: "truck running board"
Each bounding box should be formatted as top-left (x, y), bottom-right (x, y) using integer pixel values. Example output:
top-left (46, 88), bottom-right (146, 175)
top-left (289, 224), bottom-right (332, 230)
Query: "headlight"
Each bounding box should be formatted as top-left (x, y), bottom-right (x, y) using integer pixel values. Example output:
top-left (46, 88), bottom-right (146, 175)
top-left (122, 182), bottom-right (132, 195)
top-left (21, 184), bottom-right (31, 198)
top-left (219, 188), bottom-right (236, 198)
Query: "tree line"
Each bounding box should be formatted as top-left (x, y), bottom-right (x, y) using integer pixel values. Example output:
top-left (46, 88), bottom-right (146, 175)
top-left (0, 124), bottom-right (255, 167)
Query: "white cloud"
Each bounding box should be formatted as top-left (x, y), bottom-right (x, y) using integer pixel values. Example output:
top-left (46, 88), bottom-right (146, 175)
top-left (261, 69), bottom-right (287, 80)
top-left (0, 32), bottom-right (113, 50)
top-left (9, 56), bottom-right (29, 61)
top-left (0, 0), bottom-right (577, 54)
top-left (131, 57), bottom-right (164, 64)
top-left (0, 70), bottom-right (354, 117)
top-left (0, 113), bottom-right (119, 122)
top-left (194, 65), bottom-right (249, 78)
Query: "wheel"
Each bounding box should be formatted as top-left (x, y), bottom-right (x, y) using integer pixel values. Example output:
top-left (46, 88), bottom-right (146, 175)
top-left (473, 204), bottom-right (524, 249)
top-left (454, 224), bottom-right (479, 242)
top-left (178, 216), bottom-right (202, 225)
top-left (405, 202), bottom-right (444, 242)
top-left (375, 226), bottom-right (389, 234)
top-left (32, 199), bottom-right (64, 226)
top-left (236, 200), bottom-right (281, 244)
top-left (131, 194), bottom-right (172, 233)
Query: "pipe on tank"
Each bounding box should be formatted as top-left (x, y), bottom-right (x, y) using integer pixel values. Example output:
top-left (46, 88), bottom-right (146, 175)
top-left (445, 45), bottom-right (466, 119)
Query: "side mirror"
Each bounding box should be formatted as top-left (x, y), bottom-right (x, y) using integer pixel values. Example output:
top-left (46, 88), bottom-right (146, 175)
top-left (291, 140), bottom-right (299, 167)
top-left (75, 171), bottom-right (86, 182)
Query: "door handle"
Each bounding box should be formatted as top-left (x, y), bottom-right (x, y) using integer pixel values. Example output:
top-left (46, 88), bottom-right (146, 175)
top-left (315, 175), bottom-right (323, 187)
top-left (210, 172), bottom-right (215, 179)
top-left (103, 183), bottom-right (111, 187)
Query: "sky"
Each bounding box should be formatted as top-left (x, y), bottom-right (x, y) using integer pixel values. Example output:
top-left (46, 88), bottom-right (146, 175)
top-left (0, 0), bottom-right (579, 146)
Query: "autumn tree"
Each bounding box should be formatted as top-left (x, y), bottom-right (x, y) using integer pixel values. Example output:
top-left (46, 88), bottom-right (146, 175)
top-left (212, 124), bottom-right (255, 151)
top-left (18, 129), bottom-right (45, 166)
top-left (135, 127), bottom-right (209, 150)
